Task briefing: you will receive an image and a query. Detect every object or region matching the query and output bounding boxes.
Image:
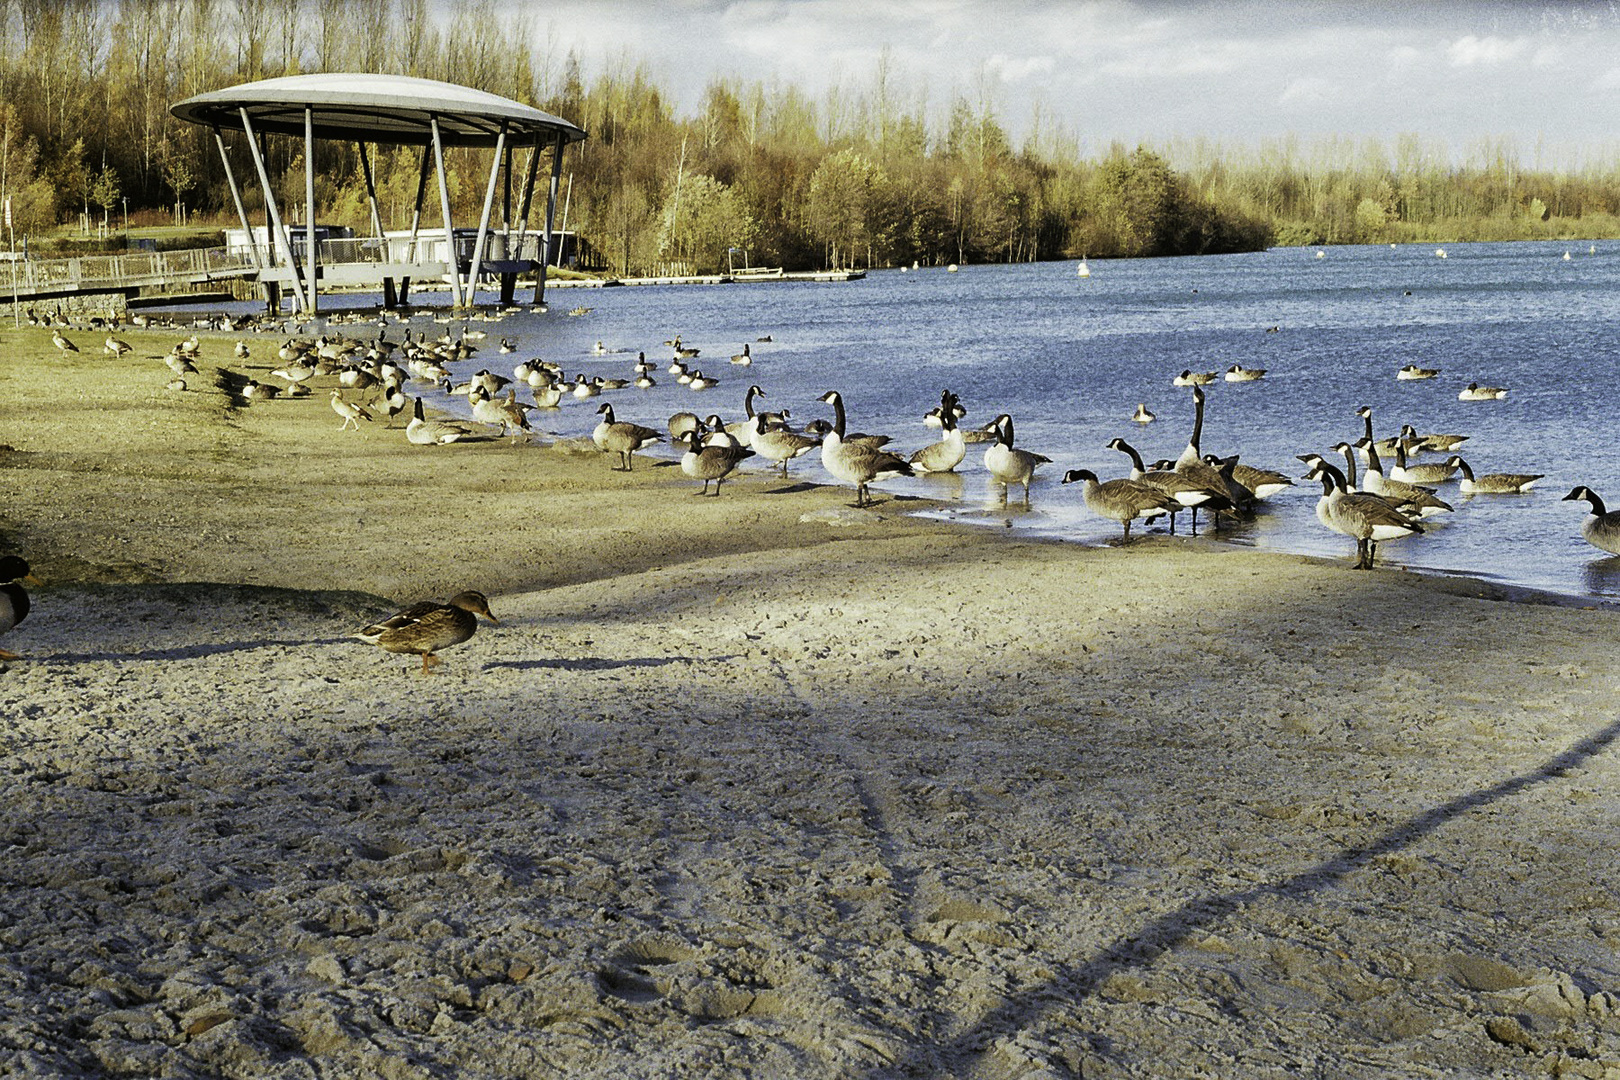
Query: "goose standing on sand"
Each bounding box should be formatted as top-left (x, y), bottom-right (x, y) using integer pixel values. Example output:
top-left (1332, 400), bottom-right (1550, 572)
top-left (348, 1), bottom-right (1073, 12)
top-left (406, 397), bottom-right (476, 445)
top-left (1564, 487), bottom-right (1620, 555)
top-left (1062, 469), bottom-right (1178, 542)
top-left (355, 591), bottom-right (497, 674)
top-left (678, 428), bottom-right (755, 495)
top-left (329, 390), bottom-right (374, 431)
top-left (594, 403), bottom-right (663, 471)
top-left (818, 390), bottom-right (914, 507)
top-left (910, 391), bottom-right (968, 474)
top-left (749, 411), bottom-right (820, 475)
top-left (984, 414), bottom-right (1051, 505)
top-left (0, 555), bottom-right (35, 661)
top-left (1448, 456), bottom-right (1542, 494)
top-left (1304, 462), bottom-right (1423, 570)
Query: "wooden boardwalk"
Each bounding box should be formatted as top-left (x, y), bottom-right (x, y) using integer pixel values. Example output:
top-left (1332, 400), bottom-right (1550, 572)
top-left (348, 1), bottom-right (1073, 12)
top-left (2, 247), bottom-right (258, 306)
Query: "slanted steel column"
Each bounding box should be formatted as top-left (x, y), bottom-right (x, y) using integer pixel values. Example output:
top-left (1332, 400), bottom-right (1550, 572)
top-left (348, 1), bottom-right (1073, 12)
top-left (358, 142), bottom-right (394, 307)
top-left (303, 105), bottom-right (318, 315)
top-left (466, 122), bottom-right (507, 306)
top-left (400, 143), bottom-right (432, 304)
top-left (211, 125), bottom-right (263, 274)
top-left (513, 142), bottom-right (542, 265)
top-left (429, 115), bottom-right (464, 308)
top-left (239, 107), bottom-right (308, 313)
top-left (535, 131), bottom-right (565, 305)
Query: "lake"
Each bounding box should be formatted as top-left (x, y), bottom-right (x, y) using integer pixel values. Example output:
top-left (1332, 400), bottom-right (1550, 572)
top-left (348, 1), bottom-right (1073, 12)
top-left (261, 240), bottom-right (1620, 601)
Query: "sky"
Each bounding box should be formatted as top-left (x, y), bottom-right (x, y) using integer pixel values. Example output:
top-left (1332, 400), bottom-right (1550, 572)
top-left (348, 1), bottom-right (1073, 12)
top-left (508, 0), bottom-right (1620, 167)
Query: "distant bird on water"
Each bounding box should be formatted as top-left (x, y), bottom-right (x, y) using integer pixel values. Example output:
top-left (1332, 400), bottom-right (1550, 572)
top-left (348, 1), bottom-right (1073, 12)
top-left (0, 555), bottom-right (36, 661)
top-left (355, 591), bottom-right (498, 674)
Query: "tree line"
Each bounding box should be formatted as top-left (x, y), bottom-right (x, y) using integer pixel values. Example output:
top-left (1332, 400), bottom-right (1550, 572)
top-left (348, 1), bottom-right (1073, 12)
top-left (3, 0), bottom-right (1618, 273)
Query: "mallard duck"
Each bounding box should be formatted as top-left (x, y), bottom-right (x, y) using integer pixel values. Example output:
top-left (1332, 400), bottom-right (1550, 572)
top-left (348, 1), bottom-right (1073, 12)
top-left (0, 556), bottom-right (35, 660)
top-left (354, 591), bottom-right (498, 673)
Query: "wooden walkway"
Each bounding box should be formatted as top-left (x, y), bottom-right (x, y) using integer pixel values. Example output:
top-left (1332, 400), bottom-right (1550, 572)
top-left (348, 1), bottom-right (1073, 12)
top-left (2, 247), bottom-right (258, 306)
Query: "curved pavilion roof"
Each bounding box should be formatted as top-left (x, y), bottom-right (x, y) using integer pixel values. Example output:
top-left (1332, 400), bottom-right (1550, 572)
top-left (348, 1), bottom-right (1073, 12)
top-left (172, 73), bottom-right (587, 148)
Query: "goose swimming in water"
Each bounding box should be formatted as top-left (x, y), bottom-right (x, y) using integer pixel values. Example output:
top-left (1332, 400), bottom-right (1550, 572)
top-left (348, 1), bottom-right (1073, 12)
top-left (1458, 382), bottom-right (1509, 401)
top-left (1131, 403), bottom-right (1155, 424)
top-left (1172, 369), bottom-right (1218, 387)
top-left (1564, 487), bottom-right (1620, 555)
top-left (1448, 456), bottom-right (1542, 494)
top-left (1397, 364), bottom-right (1439, 380)
top-left (910, 391), bottom-right (968, 474)
top-left (1224, 364), bottom-right (1265, 382)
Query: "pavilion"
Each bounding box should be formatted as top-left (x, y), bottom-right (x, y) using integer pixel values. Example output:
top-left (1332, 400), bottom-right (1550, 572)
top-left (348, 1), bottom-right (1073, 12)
top-left (171, 73), bottom-right (587, 314)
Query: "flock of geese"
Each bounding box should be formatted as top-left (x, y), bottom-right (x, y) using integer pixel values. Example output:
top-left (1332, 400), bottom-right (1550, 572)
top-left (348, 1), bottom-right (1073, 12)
top-left (38, 310), bottom-right (1620, 584)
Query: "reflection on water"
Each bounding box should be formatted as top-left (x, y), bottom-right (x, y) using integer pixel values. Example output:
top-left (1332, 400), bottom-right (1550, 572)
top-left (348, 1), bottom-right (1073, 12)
top-left (1581, 556), bottom-right (1620, 598)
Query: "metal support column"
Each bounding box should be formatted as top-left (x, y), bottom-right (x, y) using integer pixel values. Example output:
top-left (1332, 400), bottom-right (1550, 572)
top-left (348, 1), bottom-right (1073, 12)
top-left (466, 123), bottom-right (506, 306)
top-left (535, 132), bottom-right (565, 306)
top-left (358, 142), bottom-right (395, 308)
top-left (429, 116), bottom-right (464, 309)
top-left (303, 106), bottom-right (318, 316)
top-left (239, 107), bottom-right (308, 313)
top-left (400, 143), bottom-right (432, 304)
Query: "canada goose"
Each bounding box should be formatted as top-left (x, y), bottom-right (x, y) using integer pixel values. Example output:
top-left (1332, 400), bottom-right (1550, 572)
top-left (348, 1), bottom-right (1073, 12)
top-left (1175, 386), bottom-right (1254, 517)
top-left (749, 411), bottom-right (820, 475)
top-left (1397, 364), bottom-right (1439, 380)
top-left (1304, 462), bottom-right (1423, 569)
top-left (591, 340), bottom-right (607, 355)
top-left (818, 390), bottom-right (914, 507)
top-left (1226, 461), bottom-right (1294, 500)
top-left (406, 396), bottom-right (476, 445)
top-left (1062, 468), bottom-right (1178, 542)
top-left (1224, 364), bottom-right (1265, 382)
top-left (910, 391), bottom-right (968, 474)
top-left (1173, 369), bottom-right (1217, 386)
top-left (355, 591), bottom-right (497, 674)
top-left (571, 373), bottom-right (600, 399)
top-left (1389, 442), bottom-right (1459, 485)
top-left (240, 379), bottom-right (280, 402)
top-left (983, 414), bottom-right (1051, 505)
top-left (1564, 487), bottom-right (1620, 555)
top-left (730, 343), bottom-right (752, 365)
top-left (687, 370), bottom-right (718, 391)
top-left (699, 414), bottom-right (746, 449)
top-left (51, 330), bottom-right (79, 355)
top-left (499, 337), bottom-right (517, 353)
top-left (330, 390), bottom-right (374, 431)
top-left (924, 392), bottom-right (968, 429)
top-left (472, 387), bottom-right (533, 437)
top-left (532, 383), bottom-right (565, 408)
top-left (1105, 437), bottom-right (1229, 535)
top-left (1347, 441), bottom-right (1452, 518)
top-left (1459, 382), bottom-right (1509, 401)
top-left (594, 403), bottom-right (663, 470)
top-left (678, 428), bottom-right (755, 495)
top-left (1353, 405), bottom-right (1407, 458)
top-left (1131, 403), bottom-right (1155, 424)
top-left (634, 373), bottom-right (657, 389)
top-left (669, 411), bottom-right (702, 442)
top-left (1399, 424), bottom-right (1468, 453)
top-left (0, 555), bottom-right (36, 661)
top-left (1449, 456), bottom-right (1542, 494)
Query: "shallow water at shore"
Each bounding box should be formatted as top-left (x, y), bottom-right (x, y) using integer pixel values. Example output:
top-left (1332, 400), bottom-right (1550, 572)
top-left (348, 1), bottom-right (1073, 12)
top-left (204, 240), bottom-right (1620, 600)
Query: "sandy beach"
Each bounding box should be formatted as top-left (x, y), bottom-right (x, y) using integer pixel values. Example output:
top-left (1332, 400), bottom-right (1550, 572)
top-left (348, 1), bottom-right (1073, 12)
top-left (3, 324), bottom-right (1620, 1078)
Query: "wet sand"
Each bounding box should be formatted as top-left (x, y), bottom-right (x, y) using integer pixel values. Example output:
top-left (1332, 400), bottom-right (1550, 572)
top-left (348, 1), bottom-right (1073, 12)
top-left (3, 325), bottom-right (1620, 1078)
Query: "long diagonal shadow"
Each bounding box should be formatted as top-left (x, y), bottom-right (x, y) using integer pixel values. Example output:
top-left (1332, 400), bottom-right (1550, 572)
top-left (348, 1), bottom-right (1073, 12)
top-left (872, 715), bottom-right (1620, 1077)
top-left (38, 638), bottom-right (354, 663)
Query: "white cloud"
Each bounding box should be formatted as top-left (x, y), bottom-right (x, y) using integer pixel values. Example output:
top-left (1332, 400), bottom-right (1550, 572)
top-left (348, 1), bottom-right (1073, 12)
top-left (984, 53), bottom-right (1055, 84)
top-left (1446, 34), bottom-right (1529, 67)
top-left (1278, 77), bottom-right (1335, 106)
